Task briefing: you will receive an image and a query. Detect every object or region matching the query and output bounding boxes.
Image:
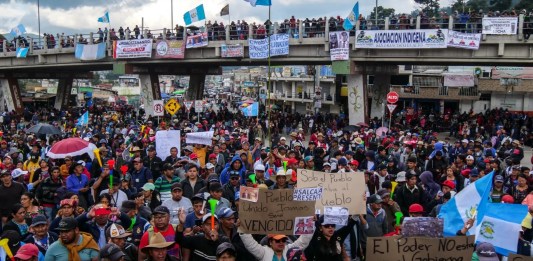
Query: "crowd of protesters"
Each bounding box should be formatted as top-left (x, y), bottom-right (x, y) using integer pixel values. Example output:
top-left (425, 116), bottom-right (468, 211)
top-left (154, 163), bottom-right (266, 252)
top-left (0, 99), bottom-right (528, 261)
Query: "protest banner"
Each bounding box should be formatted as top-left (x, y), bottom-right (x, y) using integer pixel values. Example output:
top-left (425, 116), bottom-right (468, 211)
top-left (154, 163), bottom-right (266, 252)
top-left (113, 39), bottom-right (153, 59)
top-left (221, 44), bottom-right (244, 58)
top-left (293, 187), bottom-right (323, 201)
top-left (186, 32), bottom-right (208, 48)
top-left (155, 40), bottom-right (185, 59)
top-left (239, 186), bottom-right (259, 202)
top-left (482, 17), bottom-right (518, 35)
top-left (238, 189), bottom-right (315, 235)
top-left (491, 67), bottom-right (533, 80)
top-left (355, 29), bottom-right (448, 49)
top-left (297, 170), bottom-right (366, 214)
top-left (324, 206), bottom-right (348, 226)
top-left (509, 254), bottom-right (533, 261)
top-left (447, 31), bottom-right (481, 50)
top-left (443, 74), bottom-right (476, 87)
top-left (185, 131), bottom-right (214, 146)
top-left (329, 31), bottom-right (350, 61)
top-left (366, 235), bottom-right (475, 261)
top-left (155, 130), bottom-right (181, 160)
top-left (293, 216), bottom-right (315, 235)
top-left (249, 33), bottom-right (289, 59)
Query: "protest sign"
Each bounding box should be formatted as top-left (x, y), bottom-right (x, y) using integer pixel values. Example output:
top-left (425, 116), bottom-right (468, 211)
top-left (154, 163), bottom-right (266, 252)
top-left (447, 31), bottom-right (481, 50)
top-left (185, 131), bottom-right (213, 146)
top-left (293, 187), bottom-right (323, 201)
top-left (221, 44), bottom-right (244, 58)
top-left (155, 130), bottom-right (181, 160)
top-left (155, 40), bottom-right (185, 59)
top-left (482, 17), bottom-right (518, 35)
top-left (297, 170), bottom-right (366, 214)
top-left (366, 235), bottom-right (475, 261)
top-left (186, 32), bottom-right (208, 48)
top-left (113, 39), bottom-right (153, 59)
top-left (329, 31), bottom-right (350, 61)
top-left (324, 206), bottom-right (349, 226)
top-left (249, 33), bottom-right (289, 59)
top-left (238, 189), bottom-right (315, 235)
top-left (293, 216), bottom-right (315, 235)
top-left (239, 186), bottom-right (259, 202)
top-left (355, 29), bottom-right (448, 49)
top-left (509, 254), bottom-right (533, 261)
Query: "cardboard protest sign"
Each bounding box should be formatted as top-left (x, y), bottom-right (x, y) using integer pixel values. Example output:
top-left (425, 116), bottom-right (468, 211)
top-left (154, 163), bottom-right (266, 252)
top-left (185, 131), bottom-right (213, 146)
top-left (155, 130), bottom-right (181, 160)
top-left (238, 189), bottom-right (315, 235)
top-left (239, 186), bottom-right (259, 202)
top-left (366, 235), bottom-right (475, 261)
top-left (293, 187), bottom-right (323, 201)
top-left (509, 254), bottom-right (533, 261)
top-left (297, 170), bottom-right (366, 214)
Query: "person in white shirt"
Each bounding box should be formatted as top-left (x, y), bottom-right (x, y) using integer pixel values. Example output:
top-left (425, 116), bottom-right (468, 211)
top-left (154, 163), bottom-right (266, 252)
top-left (100, 175), bottom-right (128, 208)
top-left (162, 183), bottom-right (193, 224)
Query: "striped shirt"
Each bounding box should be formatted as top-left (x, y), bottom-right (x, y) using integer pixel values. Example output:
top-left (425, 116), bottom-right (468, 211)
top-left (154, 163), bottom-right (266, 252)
top-left (154, 175), bottom-right (181, 202)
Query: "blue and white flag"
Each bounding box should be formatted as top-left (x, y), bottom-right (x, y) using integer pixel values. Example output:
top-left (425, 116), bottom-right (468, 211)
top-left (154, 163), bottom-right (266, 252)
top-left (439, 171), bottom-right (494, 236)
top-left (244, 0), bottom-right (272, 6)
top-left (97, 11), bottom-right (110, 23)
top-left (75, 43), bottom-right (106, 61)
top-left (77, 111), bottom-right (89, 126)
top-left (10, 24), bottom-right (26, 37)
top-left (343, 2), bottom-right (359, 31)
top-left (476, 203), bottom-right (528, 256)
top-left (183, 4), bottom-right (206, 26)
top-left (241, 102), bottom-right (259, 117)
top-left (16, 47), bottom-right (29, 58)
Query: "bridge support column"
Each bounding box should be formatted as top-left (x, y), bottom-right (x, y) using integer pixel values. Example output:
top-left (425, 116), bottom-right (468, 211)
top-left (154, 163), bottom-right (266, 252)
top-left (188, 74), bottom-right (206, 101)
top-left (370, 74), bottom-right (391, 120)
top-left (347, 74), bottom-right (367, 125)
top-left (54, 77), bottom-right (73, 110)
top-left (139, 74), bottom-right (162, 117)
top-left (0, 78), bottom-right (23, 113)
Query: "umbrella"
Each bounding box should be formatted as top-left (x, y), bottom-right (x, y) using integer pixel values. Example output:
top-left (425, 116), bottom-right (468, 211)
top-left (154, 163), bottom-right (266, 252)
top-left (343, 125), bottom-right (359, 133)
top-left (26, 123), bottom-right (62, 135)
top-left (47, 138), bottom-right (97, 160)
top-left (376, 127), bottom-right (389, 137)
top-left (356, 122), bottom-right (369, 128)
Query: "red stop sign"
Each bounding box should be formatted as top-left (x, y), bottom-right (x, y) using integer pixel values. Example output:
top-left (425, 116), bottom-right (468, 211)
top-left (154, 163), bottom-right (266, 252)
top-left (387, 91), bottom-right (399, 104)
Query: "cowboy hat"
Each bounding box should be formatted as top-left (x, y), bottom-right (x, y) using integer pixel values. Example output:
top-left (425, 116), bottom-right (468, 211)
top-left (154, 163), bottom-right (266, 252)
top-left (141, 232), bottom-right (174, 253)
top-left (270, 169), bottom-right (291, 182)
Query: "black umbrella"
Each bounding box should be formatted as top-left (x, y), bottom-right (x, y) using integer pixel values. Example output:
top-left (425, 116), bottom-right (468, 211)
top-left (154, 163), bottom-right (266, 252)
top-left (343, 125), bottom-right (359, 132)
top-left (26, 123), bottom-right (62, 135)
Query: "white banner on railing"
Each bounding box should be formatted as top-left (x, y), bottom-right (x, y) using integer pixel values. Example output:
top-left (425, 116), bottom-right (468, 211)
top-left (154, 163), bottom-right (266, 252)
top-left (113, 39), bottom-right (153, 59)
top-left (443, 74), bottom-right (476, 87)
top-left (447, 31), bottom-right (481, 50)
top-left (249, 34), bottom-right (289, 59)
top-left (186, 131), bottom-right (214, 145)
top-left (482, 17), bottom-right (517, 35)
top-left (355, 29), bottom-right (448, 49)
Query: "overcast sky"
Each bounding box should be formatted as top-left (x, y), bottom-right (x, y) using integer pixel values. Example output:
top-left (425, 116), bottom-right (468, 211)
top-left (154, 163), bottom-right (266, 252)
top-left (0, 0), bottom-right (453, 35)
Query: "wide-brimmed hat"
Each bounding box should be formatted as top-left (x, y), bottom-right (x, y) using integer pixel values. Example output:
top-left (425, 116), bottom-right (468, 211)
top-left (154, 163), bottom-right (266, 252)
top-left (270, 169), bottom-right (291, 182)
top-left (141, 232), bottom-right (174, 253)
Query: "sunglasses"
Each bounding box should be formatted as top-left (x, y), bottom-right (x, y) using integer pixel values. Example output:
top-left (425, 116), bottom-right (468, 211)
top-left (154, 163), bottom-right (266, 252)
top-left (274, 238), bottom-right (287, 243)
top-left (323, 224), bottom-right (336, 228)
top-left (230, 177), bottom-right (239, 180)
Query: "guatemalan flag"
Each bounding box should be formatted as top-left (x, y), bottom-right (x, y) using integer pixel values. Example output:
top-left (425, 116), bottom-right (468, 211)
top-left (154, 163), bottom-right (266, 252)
top-left (77, 111), bottom-right (89, 126)
top-left (16, 47), bottom-right (29, 58)
top-left (10, 24), bottom-right (26, 37)
top-left (75, 42), bottom-right (106, 61)
top-left (343, 2), bottom-right (359, 31)
top-left (98, 11), bottom-right (110, 23)
top-left (183, 4), bottom-right (206, 26)
top-left (438, 171), bottom-right (494, 236)
top-left (244, 0), bottom-right (272, 6)
top-left (241, 102), bottom-right (259, 117)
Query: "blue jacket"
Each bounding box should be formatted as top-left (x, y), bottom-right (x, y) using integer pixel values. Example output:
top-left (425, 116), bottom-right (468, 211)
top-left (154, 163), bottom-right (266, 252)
top-left (220, 155), bottom-right (247, 185)
top-left (76, 212), bottom-right (132, 248)
top-left (66, 174), bottom-right (89, 194)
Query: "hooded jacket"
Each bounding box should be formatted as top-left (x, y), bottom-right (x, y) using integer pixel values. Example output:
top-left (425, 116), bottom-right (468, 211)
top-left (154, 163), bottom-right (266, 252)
top-left (220, 155), bottom-right (247, 185)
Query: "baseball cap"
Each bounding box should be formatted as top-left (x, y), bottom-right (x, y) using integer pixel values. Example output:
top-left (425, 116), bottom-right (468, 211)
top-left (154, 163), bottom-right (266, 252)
top-left (57, 217), bottom-right (78, 231)
top-left (268, 234), bottom-right (288, 240)
top-left (442, 180), bottom-right (456, 190)
top-left (209, 182), bottom-right (223, 192)
top-left (470, 169), bottom-right (479, 177)
top-left (494, 175), bottom-right (504, 183)
top-left (100, 243), bottom-right (125, 260)
top-left (409, 203), bottom-right (424, 213)
top-left (476, 242), bottom-right (499, 261)
top-left (147, 145), bottom-right (156, 151)
top-left (184, 145), bottom-right (193, 152)
top-left (376, 188), bottom-right (390, 198)
top-left (338, 158), bottom-right (348, 166)
top-left (466, 155), bottom-right (474, 161)
top-left (502, 195), bottom-right (515, 203)
top-left (216, 207), bottom-right (236, 219)
top-left (162, 163), bottom-right (173, 171)
top-left (14, 243), bottom-right (39, 260)
top-left (367, 194), bottom-right (383, 204)
top-left (120, 200), bottom-right (136, 214)
top-left (30, 215), bottom-right (48, 227)
top-left (153, 206), bottom-right (170, 215)
top-left (254, 164), bottom-right (265, 171)
top-left (142, 183), bottom-right (156, 191)
top-left (202, 213), bottom-right (219, 223)
top-left (205, 163), bottom-right (215, 169)
top-left (171, 183), bottom-right (183, 191)
top-left (216, 242), bottom-right (236, 257)
top-left (106, 223), bottom-right (131, 239)
top-left (11, 168), bottom-right (28, 179)
top-left (396, 171), bottom-right (407, 182)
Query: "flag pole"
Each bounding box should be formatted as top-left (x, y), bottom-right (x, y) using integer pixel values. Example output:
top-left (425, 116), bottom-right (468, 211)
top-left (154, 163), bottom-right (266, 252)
top-left (266, 3), bottom-right (272, 147)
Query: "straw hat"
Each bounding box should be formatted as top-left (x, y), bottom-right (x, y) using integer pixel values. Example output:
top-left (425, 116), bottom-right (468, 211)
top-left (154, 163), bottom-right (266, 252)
top-left (270, 169), bottom-right (290, 182)
top-left (141, 232), bottom-right (174, 253)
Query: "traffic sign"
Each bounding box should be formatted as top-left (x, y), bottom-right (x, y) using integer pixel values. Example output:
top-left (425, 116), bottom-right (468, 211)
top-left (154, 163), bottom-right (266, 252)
top-left (164, 98), bottom-right (180, 115)
top-left (194, 100), bottom-right (204, 113)
top-left (386, 91), bottom-right (399, 104)
top-left (153, 100), bottom-right (164, 116)
top-left (183, 101), bottom-right (193, 111)
top-left (387, 104), bottom-right (397, 113)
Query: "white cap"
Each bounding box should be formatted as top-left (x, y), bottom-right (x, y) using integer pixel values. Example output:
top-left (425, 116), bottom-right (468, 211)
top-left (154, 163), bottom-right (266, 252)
top-left (280, 137), bottom-right (286, 141)
top-left (254, 164), bottom-right (265, 171)
top-left (466, 155), bottom-right (474, 160)
top-left (462, 139), bottom-right (469, 143)
top-left (205, 163), bottom-right (215, 169)
top-left (11, 168), bottom-right (28, 179)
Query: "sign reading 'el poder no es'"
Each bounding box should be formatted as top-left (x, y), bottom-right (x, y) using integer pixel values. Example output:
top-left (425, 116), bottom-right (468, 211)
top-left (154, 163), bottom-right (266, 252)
top-left (238, 189), bottom-right (315, 235)
top-left (297, 170), bottom-right (366, 214)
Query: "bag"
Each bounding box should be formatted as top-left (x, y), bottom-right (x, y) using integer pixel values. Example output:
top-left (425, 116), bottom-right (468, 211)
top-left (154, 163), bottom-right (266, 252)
top-left (401, 217), bottom-right (443, 238)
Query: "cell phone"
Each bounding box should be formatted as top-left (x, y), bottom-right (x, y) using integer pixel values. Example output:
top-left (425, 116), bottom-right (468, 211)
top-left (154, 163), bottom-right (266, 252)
top-left (195, 219), bottom-right (202, 227)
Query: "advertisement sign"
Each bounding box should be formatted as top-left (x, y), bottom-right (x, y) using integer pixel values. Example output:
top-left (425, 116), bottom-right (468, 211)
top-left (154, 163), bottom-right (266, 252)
top-left (355, 29), bottom-right (448, 49)
top-left (443, 74), bottom-right (476, 87)
top-left (482, 17), bottom-right (518, 35)
top-left (186, 32), bottom-right (208, 49)
top-left (329, 31), bottom-right (350, 61)
top-left (113, 39), bottom-right (153, 59)
top-left (491, 67), bottom-right (533, 79)
top-left (221, 44), bottom-right (244, 58)
top-left (155, 40), bottom-right (185, 59)
top-left (447, 31), bottom-right (481, 50)
top-left (249, 33), bottom-right (289, 59)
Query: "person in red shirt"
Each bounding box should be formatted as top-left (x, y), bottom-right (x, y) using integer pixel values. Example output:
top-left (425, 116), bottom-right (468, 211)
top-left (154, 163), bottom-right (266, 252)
top-left (138, 206), bottom-right (181, 260)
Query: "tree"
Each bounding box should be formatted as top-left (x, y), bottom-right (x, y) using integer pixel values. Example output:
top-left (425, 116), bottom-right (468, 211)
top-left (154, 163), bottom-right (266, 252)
top-left (91, 74), bottom-right (101, 86)
top-left (414, 0), bottom-right (440, 16)
top-left (487, 0), bottom-right (512, 11)
top-left (515, 0), bottom-right (533, 10)
top-left (370, 6), bottom-right (396, 20)
top-left (463, 0), bottom-right (488, 12)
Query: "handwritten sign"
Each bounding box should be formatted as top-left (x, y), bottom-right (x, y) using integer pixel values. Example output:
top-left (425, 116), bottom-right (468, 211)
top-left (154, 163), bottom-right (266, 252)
top-left (297, 170), bottom-right (366, 214)
top-left (509, 254), bottom-right (533, 261)
top-left (221, 44), bottom-right (244, 58)
top-left (249, 33), bottom-right (289, 59)
top-left (293, 187), bottom-right (323, 201)
top-left (239, 186), bottom-right (259, 202)
top-left (185, 131), bottom-right (213, 146)
top-left (155, 130), bottom-right (181, 160)
top-left (366, 236), bottom-right (475, 261)
top-left (238, 189), bottom-right (315, 235)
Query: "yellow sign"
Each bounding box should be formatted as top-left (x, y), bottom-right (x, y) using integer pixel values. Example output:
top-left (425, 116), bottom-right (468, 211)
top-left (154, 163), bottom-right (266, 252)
top-left (164, 98), bottom-right (180, 115)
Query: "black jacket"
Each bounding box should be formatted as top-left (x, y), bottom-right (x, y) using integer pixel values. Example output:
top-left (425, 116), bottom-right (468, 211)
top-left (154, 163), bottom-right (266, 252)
top-left (180, 178), bottom-right (206, 200)
top-left (143, 156), bottom-right (163, 180)
top-left (23, 232), bottom-right (59, 255)
top-left (76, 212), bottom-right (132, 243)
top-left (305, 217), bottom-right (357, 261)
top-left (393, 183), bottom-right (427, 217)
